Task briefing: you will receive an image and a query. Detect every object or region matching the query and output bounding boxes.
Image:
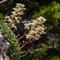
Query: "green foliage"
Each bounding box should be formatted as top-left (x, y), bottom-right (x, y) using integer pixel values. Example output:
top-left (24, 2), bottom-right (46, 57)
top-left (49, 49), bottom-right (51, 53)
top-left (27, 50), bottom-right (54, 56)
top-left (0, 13), bottom-right (20, 60)
top-left (0, 13), bottom-right (4, 20)
top-left (33, 48), bottom-right (48, 60)
top-left (32, 1), bottom-right (60, 21)
top-left (32, 1), bottom-right (60, 34)
top-left (21, 48), bottom-right (48, 60)
top-left (0, 1), bottom-right (60, 60)
top-left (49, 56), bottom-right (60, 60)
top-left (19, 1), bottom-right (60, 60)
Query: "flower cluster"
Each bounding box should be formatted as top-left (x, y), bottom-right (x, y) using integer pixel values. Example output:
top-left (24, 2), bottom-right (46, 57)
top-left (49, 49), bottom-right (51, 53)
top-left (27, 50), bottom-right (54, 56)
top-left (5, 3), bottom-right (26, 29)
top-left (24, 16), bottom-right (47, 40)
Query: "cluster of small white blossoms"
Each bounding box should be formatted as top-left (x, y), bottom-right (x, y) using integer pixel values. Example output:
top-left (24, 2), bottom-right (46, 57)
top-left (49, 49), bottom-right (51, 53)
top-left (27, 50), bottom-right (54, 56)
top-left (5, 3), bottom-right (26, 29)
top-left (24, 16), bottom-right (47, 40)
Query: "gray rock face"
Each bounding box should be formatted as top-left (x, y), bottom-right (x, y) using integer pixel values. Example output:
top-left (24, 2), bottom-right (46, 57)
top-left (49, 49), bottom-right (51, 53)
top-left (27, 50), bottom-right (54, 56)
top-left (0, 32), bottom-right (10, 60)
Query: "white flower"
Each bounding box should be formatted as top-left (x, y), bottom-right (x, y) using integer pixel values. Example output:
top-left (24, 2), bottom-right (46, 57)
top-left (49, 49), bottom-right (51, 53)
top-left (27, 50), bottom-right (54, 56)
top-left (16, 3), bottom-right (25, 8)
top-left (24, 16), bottom-right (47, 40)
top-left (36, 16), bottom-right (46, 22)
top-left (26, 35), bottom-right (32, 39)
top-left (16, 20), bottom-right (20, 23)
top-left (33, 20), bottom-right (38, 24)
top-left (24, 23), bottom-right (30, 29)
top-left (14, 16), bottom-right (19, 20)
top-left (29, 30), bottom-right (35, 35)
top-left (8, 18), bottom-right (12, 22)
top-left (11, 11), bottom-right (17, 16)
top-left (5, 3), bottom-right (26, 31)
top-left (5, 16), bottom-right (10, 20)
top-left (17, 12), bottom-right (24, 15)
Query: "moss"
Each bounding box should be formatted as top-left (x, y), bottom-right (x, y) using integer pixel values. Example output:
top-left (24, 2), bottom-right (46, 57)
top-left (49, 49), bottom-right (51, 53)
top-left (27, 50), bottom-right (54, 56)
top-left (32, 1), bottom-right (60, 21)
top-left (49, 56), bottom-right (60, 60)
top-left (0, 13), bottom-right (21, 60)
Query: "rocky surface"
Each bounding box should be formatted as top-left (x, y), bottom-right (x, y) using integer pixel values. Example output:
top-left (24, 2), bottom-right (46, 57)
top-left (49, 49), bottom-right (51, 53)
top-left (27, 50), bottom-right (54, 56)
top-left (0, 32), bottom-right (10, 60)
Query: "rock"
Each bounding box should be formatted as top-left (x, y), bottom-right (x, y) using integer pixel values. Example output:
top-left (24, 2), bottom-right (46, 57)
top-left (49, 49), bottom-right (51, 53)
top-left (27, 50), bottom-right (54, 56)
top-left (5, 55), bottom-right (10, 60)
top-left (0, 32), bottom-right (10, 60)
